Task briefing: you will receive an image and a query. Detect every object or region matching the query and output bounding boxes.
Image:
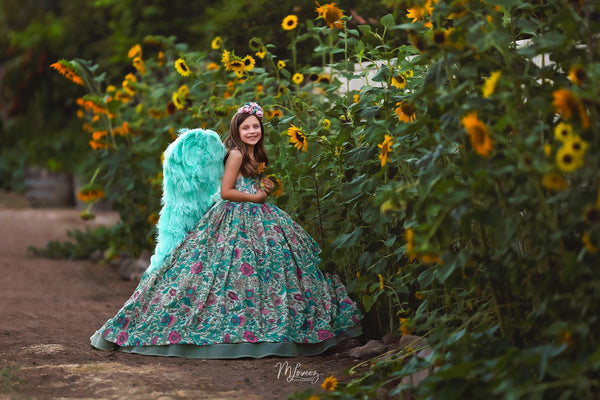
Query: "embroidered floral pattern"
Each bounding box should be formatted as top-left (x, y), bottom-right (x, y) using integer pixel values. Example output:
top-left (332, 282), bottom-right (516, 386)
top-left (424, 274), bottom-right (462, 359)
top-left (94, 176), bottom-right (362, 351)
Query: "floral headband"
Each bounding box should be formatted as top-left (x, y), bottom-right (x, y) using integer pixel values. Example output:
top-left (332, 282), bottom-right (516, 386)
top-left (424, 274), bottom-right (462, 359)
top-left (237, 102), bottom-right (263, 120)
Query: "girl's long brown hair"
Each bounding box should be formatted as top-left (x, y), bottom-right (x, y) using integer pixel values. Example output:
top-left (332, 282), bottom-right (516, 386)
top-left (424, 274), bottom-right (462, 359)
top-left (223, 112), bottom-right (269, 177)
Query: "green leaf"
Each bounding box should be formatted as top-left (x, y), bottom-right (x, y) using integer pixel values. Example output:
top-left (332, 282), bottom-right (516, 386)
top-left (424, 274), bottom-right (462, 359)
top-left (380, 14), bottom-right (395, 30)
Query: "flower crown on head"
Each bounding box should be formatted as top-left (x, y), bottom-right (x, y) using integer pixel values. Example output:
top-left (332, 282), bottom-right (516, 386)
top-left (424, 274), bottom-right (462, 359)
top-left (237, 102), bottom-right (263, 120)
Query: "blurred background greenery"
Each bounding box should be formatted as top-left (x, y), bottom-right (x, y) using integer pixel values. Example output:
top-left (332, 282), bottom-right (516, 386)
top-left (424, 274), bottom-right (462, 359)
top-left (0, 0), bottom-right (394, 191)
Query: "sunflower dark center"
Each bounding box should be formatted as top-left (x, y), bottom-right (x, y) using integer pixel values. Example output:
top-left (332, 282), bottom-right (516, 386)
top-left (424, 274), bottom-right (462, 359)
top-left (562, 154), bottom-right (573, 164)
top-left (433, 31), bottom-right (445, 44)
top-left (401, 103), bottom-right (415, 115)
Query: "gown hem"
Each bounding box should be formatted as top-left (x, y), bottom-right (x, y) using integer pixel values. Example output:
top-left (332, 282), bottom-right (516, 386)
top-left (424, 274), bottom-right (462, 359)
top-left (90, 325), bottom-right (362, 359)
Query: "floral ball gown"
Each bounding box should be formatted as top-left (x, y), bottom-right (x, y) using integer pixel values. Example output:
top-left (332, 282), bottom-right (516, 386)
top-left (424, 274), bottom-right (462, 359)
top-left (90, 175), bottom-right (363, 358)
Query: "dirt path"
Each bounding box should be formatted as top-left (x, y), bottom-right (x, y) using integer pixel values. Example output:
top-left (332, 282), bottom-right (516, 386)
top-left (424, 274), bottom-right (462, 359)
top-left (0, 198), bottom-right (362, 399)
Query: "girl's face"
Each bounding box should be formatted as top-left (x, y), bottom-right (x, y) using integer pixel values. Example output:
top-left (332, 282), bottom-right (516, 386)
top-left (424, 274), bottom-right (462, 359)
top-left (238, 115), bottom-right (262, 148)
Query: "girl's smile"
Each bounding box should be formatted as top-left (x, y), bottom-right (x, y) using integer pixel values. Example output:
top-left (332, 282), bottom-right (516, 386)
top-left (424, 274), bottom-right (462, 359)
top-left (239, 116), bottom-right (262, 147)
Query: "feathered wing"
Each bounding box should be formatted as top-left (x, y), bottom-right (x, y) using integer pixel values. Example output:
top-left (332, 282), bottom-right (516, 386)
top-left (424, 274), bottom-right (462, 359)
top-left (147, 128), bottom-right (225, 273)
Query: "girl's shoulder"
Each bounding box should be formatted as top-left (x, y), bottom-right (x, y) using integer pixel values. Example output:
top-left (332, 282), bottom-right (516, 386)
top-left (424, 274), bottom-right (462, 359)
top-left (227, 148), bottom-right (243, 161)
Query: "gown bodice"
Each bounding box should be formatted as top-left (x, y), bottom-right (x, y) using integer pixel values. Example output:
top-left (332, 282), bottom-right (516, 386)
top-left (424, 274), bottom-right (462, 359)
top-left (233, 175), bottom-right (259, 195)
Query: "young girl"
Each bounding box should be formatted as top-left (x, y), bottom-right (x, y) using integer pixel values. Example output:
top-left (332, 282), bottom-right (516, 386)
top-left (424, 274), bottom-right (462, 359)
top-left (90, 102), bottom-right (363, 358)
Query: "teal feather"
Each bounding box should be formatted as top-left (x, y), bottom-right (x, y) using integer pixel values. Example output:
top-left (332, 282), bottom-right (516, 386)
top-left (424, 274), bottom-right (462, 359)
top-left (147, 128), bottom-right (225, 273)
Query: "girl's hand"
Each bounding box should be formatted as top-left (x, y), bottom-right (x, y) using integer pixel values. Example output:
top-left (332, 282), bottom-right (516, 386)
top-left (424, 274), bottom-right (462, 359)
top-left (254, 189), bottom-right (269, 203)
top-left (261, 178), bottom-right (274, 194)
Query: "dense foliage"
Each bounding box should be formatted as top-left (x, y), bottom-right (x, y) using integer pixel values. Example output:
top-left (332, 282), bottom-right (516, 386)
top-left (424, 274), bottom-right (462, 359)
top-left (44, 0), bottom-right (600, 398)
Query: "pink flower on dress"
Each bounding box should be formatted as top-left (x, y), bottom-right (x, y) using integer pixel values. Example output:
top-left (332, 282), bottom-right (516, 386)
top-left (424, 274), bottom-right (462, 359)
top-left (191, 262), bottom-right (203, 274)
top-left (224, 332), bottom-right (231, 343)
top-left (228, 291), bottom-right (239, 300)
top-left (116, 331), bottom-right (128, 345)
top-left (294, 294), bottom-right (304, 302)
top-left (102, 328), bottom-right (112, 338)
top-left (271, 294), bottom-right (283, 306)
top-left (317, 329), bottom-right (333, 340)
top-left (151, 336), bottom-right (159, 345)
top-left (169, 288), bottom-right (177, 296)
top-left (168, 331), bottom-right (181, 344)
top-left (243, 331), bottom-right (258, 343)
top-left (234, 248), bottom-right (241, 259)
top-left (240, 263), bottom-right (253, 276)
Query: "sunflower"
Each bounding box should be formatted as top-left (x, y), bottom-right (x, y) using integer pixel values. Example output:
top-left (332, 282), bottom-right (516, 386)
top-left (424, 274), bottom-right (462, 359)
top-left (391, 73), bottom-right (407, 89)
top-left (287, 124), bottom-right (308, 152)
top-left (277, 60), bottom-right (286, 69)
top-left (462, 112), bottom-right (493, 157)
top-left (92, 130), bottom-right (107, 141)
top-left (174, 58), bottom-right (191, 76)
top-left (315, 2), bottom-right (343, 29)
top-left (221, 50), bottom-right (231, 65)
top-left (77, 186), bottom-right (106, 202)
top-left (556, 146), bottom-right (583, 172)
top-left (565, 135), bottom-right (588, 155)
top-left (292, 73), bottom-right (303, 85)
top-left (410, 34), bottom-right (427, 53)
top-left (378, 274), bottom-right (384, 290)
top-left (353, 94), bottom-right (360, 103)
top-left (148, 108), bottom-right (163, 119)
top-left (282, 15), bottom-right (298, 30)
top-left (322, 118), bottom-right (331, 130)
top-left (269, 108), bottom-right (283, 119)
top-left (255, 47), bottom-right (267, 59)
top-left (433, 29), bottom-right (447, 45)
top-left (316, 74), bottom-right (330, 84)
top-left (267, 174), bottom-right (284, 198)
top-left (321, 375), bottom-right (338, 391)
top-left (127, 43), bottom-right (142, 59)
top-left (172, 92), bottom-right (184, 110)
top-left (378, 134), bottom-right (393, 167)
top-left (552, 88), bottom-right (589, 128)
top-left (177, 84), bottom-right (189, 98)
top-left (554, 122), bottom-right (574, 141)
top-left (276, 85), bottom-right (286, 97)
top-left (407, 6), bottom-right (426, 22)
top-left (132, 56), bottom-right (146, 75)
top-left (415, 291), bottom-right (423, 300)
top-left (482, 70), bottom-right (501, 98)
top-left (226, 59), bottom-right (245, 73)
top-left (248, 37), bottom-right (262, 51)
top-left (241, 55), bottom-right (255, 72)
top-left (122, 80), bottom-right (135, 96)
top-left (207, 62), bottom-right (219, 71)
top-left (50, 60), bottom-right (84, 86)
top-left (211, 36), bottom-right (222, 50)
top-left (568, 65), bottom-right (586, 86)
top-left (541, 173), bottom-right (568, 191)
top-left (395, 101), bottom-right (417, 122)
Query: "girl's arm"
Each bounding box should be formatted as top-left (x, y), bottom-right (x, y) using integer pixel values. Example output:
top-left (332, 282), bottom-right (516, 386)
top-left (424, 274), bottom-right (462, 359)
top-left (220, 150), bottom-right (268, 203)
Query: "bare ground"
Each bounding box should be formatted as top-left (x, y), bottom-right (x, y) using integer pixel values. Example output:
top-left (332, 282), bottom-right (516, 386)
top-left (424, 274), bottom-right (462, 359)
top-left (0, 193), bottom-right (364, 400)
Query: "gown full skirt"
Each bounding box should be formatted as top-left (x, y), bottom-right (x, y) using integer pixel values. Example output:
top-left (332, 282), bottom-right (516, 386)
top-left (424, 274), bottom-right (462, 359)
top-left (90, 176), bottom-right (363, 358)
